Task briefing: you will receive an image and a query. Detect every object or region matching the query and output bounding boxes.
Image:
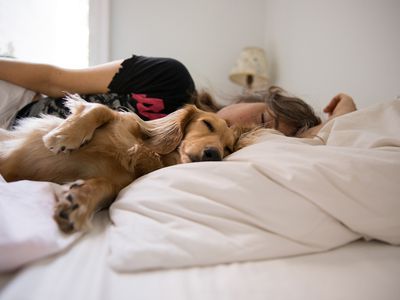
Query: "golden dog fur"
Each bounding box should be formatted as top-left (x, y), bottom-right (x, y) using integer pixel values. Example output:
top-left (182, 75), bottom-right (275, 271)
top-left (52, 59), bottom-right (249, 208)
top-left (0, 95), bottom-right (237, 233)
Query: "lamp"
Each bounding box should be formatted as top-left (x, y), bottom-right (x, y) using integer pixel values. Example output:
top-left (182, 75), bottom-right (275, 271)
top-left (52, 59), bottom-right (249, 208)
top-left (229, 47), bottom-right (269, 92)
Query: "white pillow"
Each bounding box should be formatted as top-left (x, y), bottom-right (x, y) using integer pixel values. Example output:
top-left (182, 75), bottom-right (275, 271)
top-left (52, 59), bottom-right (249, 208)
top-left (107, 100), bottom-right (400, 272)
top-left (0, 177), bottom-right (81, 272)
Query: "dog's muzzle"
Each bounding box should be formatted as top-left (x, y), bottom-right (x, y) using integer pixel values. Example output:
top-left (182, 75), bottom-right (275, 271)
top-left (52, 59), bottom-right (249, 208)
top-left (201, 147), bottom-right (221, 161)
top-left (187, 147), bottom-right (222, 162)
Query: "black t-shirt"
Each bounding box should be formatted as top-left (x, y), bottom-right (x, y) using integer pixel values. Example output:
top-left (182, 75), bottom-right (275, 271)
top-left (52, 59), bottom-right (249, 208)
top-left (14, 55), bottom-right (196, 123)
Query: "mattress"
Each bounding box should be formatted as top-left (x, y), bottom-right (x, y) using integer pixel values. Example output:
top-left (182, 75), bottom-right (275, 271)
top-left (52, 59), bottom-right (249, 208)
top-left (1, 211), bottom-right (400, 300)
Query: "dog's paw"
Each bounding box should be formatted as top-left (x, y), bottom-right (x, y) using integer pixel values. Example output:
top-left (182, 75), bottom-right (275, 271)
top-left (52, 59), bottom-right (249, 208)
top-left (43, 129), bottom-right (93, 154)
top-left (54, 180), bottom-right (93, 233)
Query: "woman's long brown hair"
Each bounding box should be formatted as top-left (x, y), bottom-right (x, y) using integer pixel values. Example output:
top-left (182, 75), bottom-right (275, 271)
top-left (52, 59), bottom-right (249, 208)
top-left (192, 86), bottom-right (321, 136)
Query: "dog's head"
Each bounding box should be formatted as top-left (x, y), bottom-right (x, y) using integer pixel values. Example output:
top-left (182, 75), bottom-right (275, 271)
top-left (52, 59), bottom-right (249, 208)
top-left (143, 105), bottom-right (237, 163)
top-left (178, 106), bottom-right (236, 163)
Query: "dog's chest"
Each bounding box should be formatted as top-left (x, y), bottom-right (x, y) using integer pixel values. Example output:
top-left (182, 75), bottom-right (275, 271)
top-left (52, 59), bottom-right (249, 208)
top-left (79, 131), bottom-right (148, 176)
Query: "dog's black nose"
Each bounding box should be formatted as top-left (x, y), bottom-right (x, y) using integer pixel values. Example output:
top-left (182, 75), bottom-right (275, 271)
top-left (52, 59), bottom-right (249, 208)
top-left (201, 147), bottom-right (221, 161)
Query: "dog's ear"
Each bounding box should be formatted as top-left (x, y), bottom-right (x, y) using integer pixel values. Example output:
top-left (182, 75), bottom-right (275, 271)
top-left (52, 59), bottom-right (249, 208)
top-left (142, 105), bottom-right (199, 154)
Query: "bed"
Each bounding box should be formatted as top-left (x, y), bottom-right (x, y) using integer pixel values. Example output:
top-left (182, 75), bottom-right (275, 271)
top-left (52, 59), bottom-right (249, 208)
top-left (1, 212), bottom-right (400, 300)
top-left (1, 95), bottom-right (400, 299)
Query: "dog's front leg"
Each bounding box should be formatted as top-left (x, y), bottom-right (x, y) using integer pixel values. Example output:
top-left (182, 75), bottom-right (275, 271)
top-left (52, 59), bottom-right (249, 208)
top-left (43, 100), bottom-right (118, 154)
top-left (53, 177), bottom-right (119, 233)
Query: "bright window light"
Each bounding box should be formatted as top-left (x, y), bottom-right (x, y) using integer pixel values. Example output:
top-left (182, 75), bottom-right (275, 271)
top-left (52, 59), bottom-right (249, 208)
top-left (0, 0), bottom-right (89, 68)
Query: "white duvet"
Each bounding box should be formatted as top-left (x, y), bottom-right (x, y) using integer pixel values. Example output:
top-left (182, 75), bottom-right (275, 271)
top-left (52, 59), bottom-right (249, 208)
top-left (108, 100), bottom-right (400, 272)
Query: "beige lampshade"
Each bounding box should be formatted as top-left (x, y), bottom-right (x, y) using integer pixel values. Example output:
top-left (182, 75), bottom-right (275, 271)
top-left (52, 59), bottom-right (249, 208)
top-left (229, 47), bottom-right (268, 90)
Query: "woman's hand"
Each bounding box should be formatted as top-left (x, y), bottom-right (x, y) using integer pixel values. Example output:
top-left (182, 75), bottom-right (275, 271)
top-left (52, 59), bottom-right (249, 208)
top-left (324, 93), bottom-right (357, 120)
top-left (297, 93), bottom-right (357, 139)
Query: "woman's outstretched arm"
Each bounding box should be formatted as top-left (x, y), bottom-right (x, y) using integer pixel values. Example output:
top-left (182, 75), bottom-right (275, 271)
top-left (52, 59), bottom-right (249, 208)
top-left (0, 58), bottom-right (123, 98)
top-left (323, 93), bottom-right (357, 120)
top-left (299, 93), bottom-right (357, 138)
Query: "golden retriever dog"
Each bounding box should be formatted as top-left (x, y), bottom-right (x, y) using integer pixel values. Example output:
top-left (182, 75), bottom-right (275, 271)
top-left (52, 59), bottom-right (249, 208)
top-left (0, 95), bottom-right (236, 233)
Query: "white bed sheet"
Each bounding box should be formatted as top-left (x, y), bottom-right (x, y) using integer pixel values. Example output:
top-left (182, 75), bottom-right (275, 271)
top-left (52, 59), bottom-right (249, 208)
top-left (1, 212), bottom-right (399, 300)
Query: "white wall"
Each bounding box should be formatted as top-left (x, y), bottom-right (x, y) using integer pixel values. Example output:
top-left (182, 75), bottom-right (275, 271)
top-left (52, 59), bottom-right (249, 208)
top-left (264, 0), bottom-right (400, 110)
top-left (110, 0), bottom-right (400, 109)
top-left (0, 0), bottom-right (89, 68)
top-left (110, 0), bottom-right (265, 104)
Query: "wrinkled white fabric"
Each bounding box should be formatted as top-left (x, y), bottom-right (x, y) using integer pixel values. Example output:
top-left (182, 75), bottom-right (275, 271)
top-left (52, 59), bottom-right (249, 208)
top-left (0, 177), bottom-right (81, 272)
top-left (0, 80), bottom-right (35, 129)
top-left (108, 100), bottom-right (400, 272)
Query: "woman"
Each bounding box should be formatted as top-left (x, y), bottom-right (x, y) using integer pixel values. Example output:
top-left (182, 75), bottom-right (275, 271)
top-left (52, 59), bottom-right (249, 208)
top-left (0, 55), bottom-right (356, 136)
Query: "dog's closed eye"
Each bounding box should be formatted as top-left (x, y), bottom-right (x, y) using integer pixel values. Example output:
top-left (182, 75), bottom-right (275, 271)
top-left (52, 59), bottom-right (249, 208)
top-left (202, 120), bottom-right (215, 132)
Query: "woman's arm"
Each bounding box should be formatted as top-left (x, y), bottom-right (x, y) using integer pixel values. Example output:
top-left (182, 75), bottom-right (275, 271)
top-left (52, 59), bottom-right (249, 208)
top-left (299, 93), bottom-right (357, 138)
top-left (0, 58), bottom-right (123, 98)
top-left (323, 93), bottom-right (357, 120)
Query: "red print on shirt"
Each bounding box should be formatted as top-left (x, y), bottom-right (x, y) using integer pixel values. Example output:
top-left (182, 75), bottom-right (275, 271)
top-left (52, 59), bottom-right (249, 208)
top-left (131, 93), bottom-right (167, 120)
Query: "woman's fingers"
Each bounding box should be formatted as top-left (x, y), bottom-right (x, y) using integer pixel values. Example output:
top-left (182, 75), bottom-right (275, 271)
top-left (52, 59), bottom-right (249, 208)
top-left (323, 94), bottom-right (342, 115)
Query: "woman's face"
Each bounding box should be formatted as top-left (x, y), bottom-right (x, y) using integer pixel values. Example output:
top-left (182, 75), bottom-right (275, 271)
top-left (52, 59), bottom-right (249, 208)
top-left (217, 102), bottom-right (295, 135)
top-left (216, 102), bottom-right (272, 127)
